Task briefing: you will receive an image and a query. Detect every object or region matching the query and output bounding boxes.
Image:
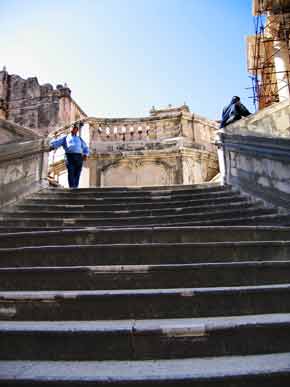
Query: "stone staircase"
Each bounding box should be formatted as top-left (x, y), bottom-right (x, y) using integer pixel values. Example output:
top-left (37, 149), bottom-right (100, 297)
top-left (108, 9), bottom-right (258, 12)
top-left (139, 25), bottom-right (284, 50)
top-left (0, 183), bottom-right (290, 386)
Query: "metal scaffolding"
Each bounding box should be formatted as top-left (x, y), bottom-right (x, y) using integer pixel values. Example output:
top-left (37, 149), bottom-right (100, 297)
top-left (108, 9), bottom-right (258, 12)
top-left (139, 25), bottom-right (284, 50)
top-left (248, 0), bottom-right (290, 110)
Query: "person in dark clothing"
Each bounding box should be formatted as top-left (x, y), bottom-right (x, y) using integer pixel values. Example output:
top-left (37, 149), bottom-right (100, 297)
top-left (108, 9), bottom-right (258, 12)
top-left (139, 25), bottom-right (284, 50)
top-left (220, 96), bottom-right (251, 128)
top-left (50, 122), bottom-right (89, 188)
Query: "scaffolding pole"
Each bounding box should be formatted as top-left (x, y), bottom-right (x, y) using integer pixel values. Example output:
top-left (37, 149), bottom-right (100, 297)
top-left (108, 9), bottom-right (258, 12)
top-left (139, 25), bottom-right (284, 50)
top-left (249, 0), bottom-right (290, 110)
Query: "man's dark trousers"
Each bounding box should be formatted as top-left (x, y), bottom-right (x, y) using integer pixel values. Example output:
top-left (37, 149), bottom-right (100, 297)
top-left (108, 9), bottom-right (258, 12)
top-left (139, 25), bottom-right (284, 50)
top-left (66, 153), bottom-right (83, 188)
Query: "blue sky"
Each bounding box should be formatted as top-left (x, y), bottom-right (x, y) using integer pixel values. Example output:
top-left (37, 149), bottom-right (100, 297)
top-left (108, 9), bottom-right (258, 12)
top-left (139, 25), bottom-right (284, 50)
top-left (1, 0), bottom-right (253, 119)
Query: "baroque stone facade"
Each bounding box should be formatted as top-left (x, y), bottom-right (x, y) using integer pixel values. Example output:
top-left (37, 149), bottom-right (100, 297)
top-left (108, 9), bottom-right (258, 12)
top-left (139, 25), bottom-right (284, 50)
top-left (0, 68), bottom-right (87, 136)
top-left (50, 104), bottom-right (219, 187)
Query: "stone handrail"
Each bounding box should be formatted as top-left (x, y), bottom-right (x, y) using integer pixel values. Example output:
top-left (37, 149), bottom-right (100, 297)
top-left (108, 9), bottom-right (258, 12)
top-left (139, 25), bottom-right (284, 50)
top-left (0, 122), bottom-right (49, 208)
top-left (217, 100), bottom-right (290, 210)
top-left (222, 100), bottom-right (290, 139)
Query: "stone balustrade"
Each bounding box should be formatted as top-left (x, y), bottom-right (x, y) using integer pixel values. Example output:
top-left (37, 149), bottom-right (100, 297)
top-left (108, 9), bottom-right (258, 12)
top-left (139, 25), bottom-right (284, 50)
top-left (93, 123), bottom-right (152, 142)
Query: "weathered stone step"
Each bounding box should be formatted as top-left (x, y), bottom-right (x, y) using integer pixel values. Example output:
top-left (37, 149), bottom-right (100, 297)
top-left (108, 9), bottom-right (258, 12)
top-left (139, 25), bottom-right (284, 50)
top-left (40, 184), bottom-right (225, 197)
top-left (29, 189), bottom-right (237, 204)
top-left (182, 213), bottom-right (290, 226)
top-left (1, 226), bottom-right (290, 248)
top-left (1, 241), bottom-right (290, 267)
top-left (0, 352), bottom-right (289, 386)
top-left (20, 192), bottom-right (246, 209)
top-left (0, 211), bottom-right (288, 232)
top-left (0, 284), bottom-right (290, 320)
top-left (44, 182), bottom-right (221, 193)
top-left (131, 213), bottom-right (290, 228)
top-left (0, 314), bottom-right (289, 360)
top-left (0, 261), bottom-right (289, 290)
top-left (2, 201), bottom-right (258, 219)
top-left (0, 207), bottom-right (276, 228)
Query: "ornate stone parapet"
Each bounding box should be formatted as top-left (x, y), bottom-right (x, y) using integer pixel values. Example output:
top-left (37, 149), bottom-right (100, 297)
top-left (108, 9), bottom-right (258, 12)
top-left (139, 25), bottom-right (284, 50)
top-left (88, 106), bottom-right (218, 150)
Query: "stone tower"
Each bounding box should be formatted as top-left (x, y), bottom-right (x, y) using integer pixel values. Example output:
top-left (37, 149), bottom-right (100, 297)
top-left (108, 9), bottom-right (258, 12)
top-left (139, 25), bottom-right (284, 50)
top-left (0, 68), bottom-right (87, 135)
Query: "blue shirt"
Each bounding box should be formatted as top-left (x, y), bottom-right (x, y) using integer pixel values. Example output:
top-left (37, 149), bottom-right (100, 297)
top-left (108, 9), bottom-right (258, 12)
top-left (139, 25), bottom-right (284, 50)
top-left (50, 133), bottom-right (89, 155)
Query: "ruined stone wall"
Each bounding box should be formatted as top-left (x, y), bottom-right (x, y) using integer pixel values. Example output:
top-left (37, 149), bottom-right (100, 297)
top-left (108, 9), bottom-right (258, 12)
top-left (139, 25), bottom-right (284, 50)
top-left (0, 70), bottom-right (86, 136)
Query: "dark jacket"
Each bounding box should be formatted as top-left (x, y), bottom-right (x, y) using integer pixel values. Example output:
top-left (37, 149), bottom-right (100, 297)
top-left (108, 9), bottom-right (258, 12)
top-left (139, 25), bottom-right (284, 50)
top-left (220, 97), bottom-right (251, 128)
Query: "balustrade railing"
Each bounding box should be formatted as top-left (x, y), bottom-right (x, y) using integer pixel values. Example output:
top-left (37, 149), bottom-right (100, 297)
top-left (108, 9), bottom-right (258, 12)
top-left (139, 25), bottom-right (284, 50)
top-left (93, 124), bottom-right (152, 142)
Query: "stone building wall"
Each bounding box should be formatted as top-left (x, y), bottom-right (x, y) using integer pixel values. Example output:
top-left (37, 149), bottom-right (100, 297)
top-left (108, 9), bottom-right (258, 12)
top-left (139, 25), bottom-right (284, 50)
top-left (0, 69), bottom-right (87, 136)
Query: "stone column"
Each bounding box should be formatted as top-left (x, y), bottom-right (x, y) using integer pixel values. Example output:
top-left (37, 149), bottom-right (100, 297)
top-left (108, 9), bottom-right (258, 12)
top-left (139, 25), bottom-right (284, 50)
top-left (57, 84), bottom-right (72, 126)
top-left (214, 129), bottom-right (226, 185)
top-left (273, 39), bottom-right (290, 102)
top-left (0, 99), bottom-right (7, 120)
top-left (0, 68), bottom-right (9, 120)
top-left (88, 158), bottom-right (97, 187)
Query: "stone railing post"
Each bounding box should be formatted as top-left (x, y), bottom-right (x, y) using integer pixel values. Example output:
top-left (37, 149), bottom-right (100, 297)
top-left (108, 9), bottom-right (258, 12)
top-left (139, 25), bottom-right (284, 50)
top-left (214, 128), bottom-right (227, 185)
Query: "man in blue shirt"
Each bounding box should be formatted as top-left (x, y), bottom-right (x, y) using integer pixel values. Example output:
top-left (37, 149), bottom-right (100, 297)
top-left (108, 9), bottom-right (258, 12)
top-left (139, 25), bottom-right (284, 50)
top-left (50, 122), bottom-right (89, 188)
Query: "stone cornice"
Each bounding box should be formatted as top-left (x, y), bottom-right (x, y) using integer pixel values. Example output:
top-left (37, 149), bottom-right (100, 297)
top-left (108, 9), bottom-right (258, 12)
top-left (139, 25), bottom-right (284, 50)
top-left (87, 114), bottom-right (183, 126)
top-left (89, 146), bottom-right (217, 161)
top-left (222, 133), bottom-right (290, 162)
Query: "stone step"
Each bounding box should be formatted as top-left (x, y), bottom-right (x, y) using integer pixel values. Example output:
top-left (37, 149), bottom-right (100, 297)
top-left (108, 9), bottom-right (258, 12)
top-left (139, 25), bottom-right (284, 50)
top-left (0, 261), bottom-right (289, 290)
top-left (185, 213), bottom-right (290, 226)
top-left (4, 260), bottom-right (290, 289)
top-left (126, 213), bottom-right (290, 228)
top-left (0, 352), bottom-right (289, 386)
top-left (20, 192), bottom-right (247, 209)
top-left (43, 182), bottom-right (221, 193)
top-left (40, 184), bottom-right (225, 197)
top-left (0, 284), bottom-right (290, 320)
top-left (1, 226), bottom-right (290, 248)
top-left (0, 211), bottom-right (288, 233)
top-left (29, 189), bottom-right (237, 204)
top-left (1, 241), bottom-right (290, 267)
top-left (2, 201), bottom-right (259, 219)
top-left (0, 207), bottom-right (276, 228)
top-left (0, 314), bottom-right (289, 360)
